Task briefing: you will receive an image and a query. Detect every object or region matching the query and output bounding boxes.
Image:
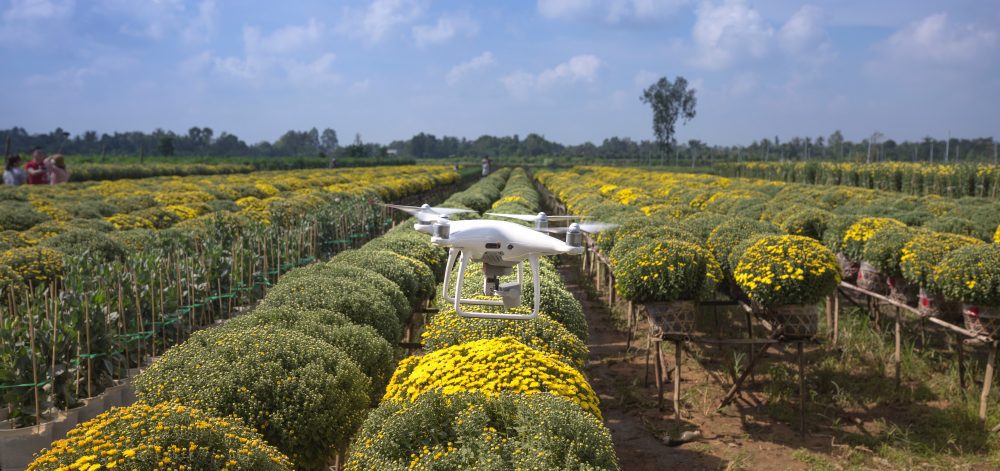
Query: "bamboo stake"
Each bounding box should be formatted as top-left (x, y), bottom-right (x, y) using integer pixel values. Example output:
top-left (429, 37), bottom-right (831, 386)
top-left (894, 306), bottom-right (902, 389)
top-left (980, 343), bottom-right (997, 421)
top-left (25, 282), bottom-right (41, 424)
top-left (673, 340), bottom-right (682, 421)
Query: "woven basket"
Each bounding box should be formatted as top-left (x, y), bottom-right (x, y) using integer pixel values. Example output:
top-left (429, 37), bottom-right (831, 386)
top-left (836, 253), bottom-right (859, 283)
top-left (857, 261), bottom-right (886, 294)
top-left (762, 304), bottom-right (819, 339)
top-left (963, 305), bottom-right (1000, 339)
top-left (645, 301), bottom-right (697, 337)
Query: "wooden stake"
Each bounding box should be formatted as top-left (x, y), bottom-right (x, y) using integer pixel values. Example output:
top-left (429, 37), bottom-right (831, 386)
top-left (798, 341), bottom-right (806, 436)
top-left (654, 340), bottom-right (664, 408)
top-left (957, 334), bottom-right (967, 391)
top-left (832, 295), bottom-right (840, 347)
top-left (980, 343), bottom-right (997, 421)
top-left (673, 340), bottom-right (682, 421)
top-left (894, 306), bottom-right (902, 389)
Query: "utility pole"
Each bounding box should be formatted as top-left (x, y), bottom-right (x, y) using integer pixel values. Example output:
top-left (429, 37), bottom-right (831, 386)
top-left (994, 137), bottom-right (997, 164)
top-left (944, 130), bottom-right (950, 163)
top-left (764, 139), bottom-right (770, 161)
top-left (929, 141), bottom-right (934, 162)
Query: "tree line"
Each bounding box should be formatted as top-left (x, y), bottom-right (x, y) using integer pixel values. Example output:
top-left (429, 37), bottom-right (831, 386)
top-left (2, 126), bottom-right (997, 164)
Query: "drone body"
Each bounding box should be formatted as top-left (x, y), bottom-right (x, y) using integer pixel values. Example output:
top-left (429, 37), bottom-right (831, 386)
top-left (387, 204), bottom-right (613, 320)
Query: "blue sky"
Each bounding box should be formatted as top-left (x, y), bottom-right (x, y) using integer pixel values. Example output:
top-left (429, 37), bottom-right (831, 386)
top-left (0, 0), bottom-right (997, 146)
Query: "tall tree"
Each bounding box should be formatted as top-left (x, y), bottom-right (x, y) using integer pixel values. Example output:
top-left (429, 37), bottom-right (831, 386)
top-left (320, 128), bottom-right (339, 152)
top-left (640, 76), bottom-right (696, 154)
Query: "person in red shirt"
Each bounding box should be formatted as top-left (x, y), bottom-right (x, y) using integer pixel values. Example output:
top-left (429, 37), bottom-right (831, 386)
top-left (25, 147), bottom-right (48, 185)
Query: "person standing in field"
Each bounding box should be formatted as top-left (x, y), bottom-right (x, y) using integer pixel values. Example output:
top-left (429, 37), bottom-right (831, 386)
top-left (45, 154), bottom-right (70, 184)
top-left (482, 157), bottom-right (491, 176)
top-left (25, 147), bottom-right (49, 185)
top-left (3, 154), bottom-right (27, 185)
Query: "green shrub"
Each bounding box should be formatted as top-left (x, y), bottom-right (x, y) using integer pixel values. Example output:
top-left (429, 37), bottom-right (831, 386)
top-left (679, 212), bottom-right (731, 242)
top-left (0, 201), bottom-right (50, 231)
top-left (258, 272), bottom-right (403, 342)
top-left (923, 216), bottom-right (980, 239)
top-left (277, 262), bottom-right (410, 326)
top-left (900, 232), bottom-right (983, 288)
top-left (614, 239), bottom-right (721, 303)
top-left (134, 325), bottom-right (370, 470)
top-left (226, 307), bottom-right (394, 402)
top-left (773, 206), bottom-right (833, 240)
top-left (860, 226), bottom-right (918, 277)
top-left (367, 229), bottom-right (447, 279)
top-left (706, 218), bottom-right (781, 275)
top-left (933, 244), bottom-right (1000, 305)
top-left (841, 217), bottom-right (906, 261)
top-left (39, 228), bottom-right (125, 262)
top-left (346, 391), bottom-right (620, 471)
top-left (333, 249), bottom-right (434, 309)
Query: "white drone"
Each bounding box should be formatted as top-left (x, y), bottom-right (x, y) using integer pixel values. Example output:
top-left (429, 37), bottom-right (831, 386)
top-left (387, 204), bottom-right (616, 320)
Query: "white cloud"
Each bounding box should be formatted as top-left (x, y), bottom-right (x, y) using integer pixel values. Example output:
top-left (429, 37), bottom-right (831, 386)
top-left (0, 0), bottom-right (74, 46)
top-left (4, 0), bottom-right (74, 21)
top-left (634, 69), bottom-right (658, 88)
top-left (778, 5), bottom-right (834, 65)
top-left (286, 53), bottom-right (340, 87)
top-left (349, 79), bottom-right (371, 94)
top-left (245, 18), bottom-right (323, 55)
top-left (726, 71), bottom-right (757, 96)
top-left (413, 14), bottom-right (478, 47)
top-left (446, 51), bottom-right (496, 85)
top-left (211, 19), bottom-right (335, 87)
top-left (501, 54), bottom-right (601, 99)
top-left (539, 0), bottom-right (685, 23)
top-left (339, 0), bottom-right (425, 44)
top-left (691, 0), bottom-right (772, 69)
top-left (182, 0), bottom-right (216, 44)
top-left (880, 13), bottom-right (996, 64)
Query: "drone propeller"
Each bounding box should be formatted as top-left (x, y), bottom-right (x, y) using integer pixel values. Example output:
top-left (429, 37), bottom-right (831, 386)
top-left (541, 222), bottom-right (619, 234)
top-left (385, 203), bottom-right (474, 223)
top-left (484, 212), bottom-right (582, 222)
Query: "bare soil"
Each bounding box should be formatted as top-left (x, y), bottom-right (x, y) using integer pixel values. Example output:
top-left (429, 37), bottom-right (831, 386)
top-left (561, 264), bottom-right (844, 471)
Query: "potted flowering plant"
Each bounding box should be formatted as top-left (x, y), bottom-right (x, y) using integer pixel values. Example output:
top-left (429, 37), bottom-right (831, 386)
top-left (900, 232), bottom-right (982, 319)
top-left (734, 235), bottom-right (841, 338)
top-left (842, 217), bottom-right (905, 293)
top-left (822, 215), bottom-right (862, 282)
top-left (933, 244), bottom-right (1000, 338)
top-left (614, 239), bottom-right (721, 336)
top-left (861, 225), bottom-right (919, 303)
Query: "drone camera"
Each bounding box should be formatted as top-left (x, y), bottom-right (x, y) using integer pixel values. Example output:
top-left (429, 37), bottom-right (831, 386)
top-left (496, 282), bottom-right (522, 309)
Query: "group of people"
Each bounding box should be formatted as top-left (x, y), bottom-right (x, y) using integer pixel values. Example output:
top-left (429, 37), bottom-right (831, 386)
top-left (3, 147), bottom-right (69, 186)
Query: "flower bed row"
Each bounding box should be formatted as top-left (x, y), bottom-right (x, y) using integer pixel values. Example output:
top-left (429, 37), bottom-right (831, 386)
top-left (715, 161), bottom-right (1000, 199)
top-left (536, 166), bottom-right (1000, 339)
top-left (0, 165), bottom-right (459, 439)
top-left (345, 168), bottom-right (620, 470)
top-left (25, 171), bottom-right (460, 470)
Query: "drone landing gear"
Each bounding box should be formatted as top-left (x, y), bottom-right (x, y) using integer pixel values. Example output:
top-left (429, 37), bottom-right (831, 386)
top-left (442, 248), bottom-right (540, 320)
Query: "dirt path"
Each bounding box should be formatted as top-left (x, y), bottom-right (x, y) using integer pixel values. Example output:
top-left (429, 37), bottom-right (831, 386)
top-left (560, 263), bottom-right (830, 471)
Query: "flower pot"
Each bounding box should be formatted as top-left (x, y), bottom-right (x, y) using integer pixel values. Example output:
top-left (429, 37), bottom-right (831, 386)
top-left (963, 305), bottom-right (1000, 339)
top-left (75, 396), bottom-right (105, 423)
top-left (120, 381), bottom-right (137, 407)
top-left (0, 421), bottom-right (53, 471)
top-left (857, 261), bottom-right (886, 294)
top-left (762, 304), bottom-right (819, 339)
top-left (50, 406), bottom-right (80, 441)
top-left (886, 276), bottom-right (918, 305)
top-left (917, 286), bottom-right (961, 321)
top-left (644, 301), bottom-right (697, 337)
top-left (836, 253), bottom-right (859, 283)
top-left (102, 382), bottom-right (127, 411)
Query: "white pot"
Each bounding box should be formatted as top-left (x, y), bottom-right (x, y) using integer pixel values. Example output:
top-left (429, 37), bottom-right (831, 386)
top-left (75, 396), bottom-right (105, 423)
top-left (50, 407), bottom-right (80, 442)
top-left (0, 421), bottom-right (53, 471)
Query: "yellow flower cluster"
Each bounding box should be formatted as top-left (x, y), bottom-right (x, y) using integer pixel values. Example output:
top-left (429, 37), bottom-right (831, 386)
top-left (0, 246), bottom-right (64, 285)
top-left (733, 235), bottom-right (840, 306)
top-left (383, 337), bottom-right (602, 419)
top-left (841, 217), bottom-right (905, 259)
top-left (420, 308), bottom-right (588, 369)
top-left (28, 402), bottom-right (292, 470)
